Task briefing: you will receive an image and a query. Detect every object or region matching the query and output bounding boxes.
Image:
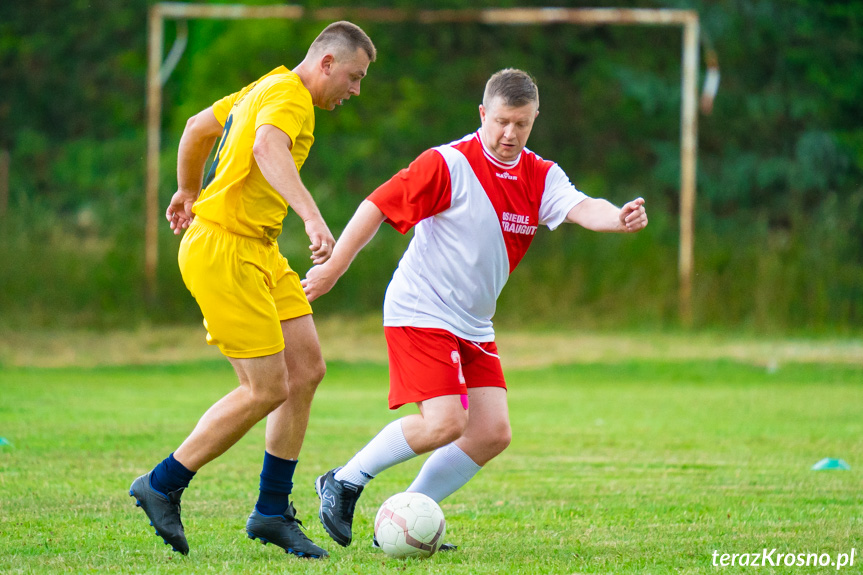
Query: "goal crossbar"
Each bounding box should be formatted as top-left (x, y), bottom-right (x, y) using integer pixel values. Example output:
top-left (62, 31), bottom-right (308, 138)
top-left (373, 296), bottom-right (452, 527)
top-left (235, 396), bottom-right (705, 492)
top-left (146, 4), bottom-right (699, 323)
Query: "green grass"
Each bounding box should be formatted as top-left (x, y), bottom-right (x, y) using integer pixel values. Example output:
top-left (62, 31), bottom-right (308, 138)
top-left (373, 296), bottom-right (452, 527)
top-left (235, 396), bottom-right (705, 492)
top-left (1, 359), bottom-right (861, 573)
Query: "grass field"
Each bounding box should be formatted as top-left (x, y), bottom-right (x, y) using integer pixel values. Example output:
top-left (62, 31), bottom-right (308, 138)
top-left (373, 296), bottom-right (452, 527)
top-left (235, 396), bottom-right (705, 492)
top-left (1, 330), bottom-right (861, 574)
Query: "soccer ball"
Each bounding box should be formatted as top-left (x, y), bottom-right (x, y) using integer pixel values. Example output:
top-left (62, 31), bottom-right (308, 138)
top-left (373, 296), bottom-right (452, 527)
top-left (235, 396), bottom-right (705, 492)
top-left (374, 491), bottom-right (446, 559)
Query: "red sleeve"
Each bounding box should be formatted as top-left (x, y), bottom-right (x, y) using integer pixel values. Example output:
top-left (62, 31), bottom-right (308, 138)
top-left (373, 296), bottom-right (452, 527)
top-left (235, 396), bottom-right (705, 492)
top-left (367, 149), bottom-right (452, 234)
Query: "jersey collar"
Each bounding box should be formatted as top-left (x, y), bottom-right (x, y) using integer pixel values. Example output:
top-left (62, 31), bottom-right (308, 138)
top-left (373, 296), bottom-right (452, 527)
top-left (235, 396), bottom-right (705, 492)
top-left (475, 130), bottom-right (522, 170)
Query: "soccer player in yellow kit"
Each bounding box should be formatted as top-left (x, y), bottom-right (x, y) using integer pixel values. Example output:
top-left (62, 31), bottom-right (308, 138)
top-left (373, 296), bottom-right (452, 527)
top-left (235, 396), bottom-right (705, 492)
top-left (129, 22), bottom-right (375, 560)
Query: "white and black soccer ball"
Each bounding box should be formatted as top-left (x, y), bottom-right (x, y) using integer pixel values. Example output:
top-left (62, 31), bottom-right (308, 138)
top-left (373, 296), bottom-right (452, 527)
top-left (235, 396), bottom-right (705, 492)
top-left (374, 491), bottom-right (446, 559)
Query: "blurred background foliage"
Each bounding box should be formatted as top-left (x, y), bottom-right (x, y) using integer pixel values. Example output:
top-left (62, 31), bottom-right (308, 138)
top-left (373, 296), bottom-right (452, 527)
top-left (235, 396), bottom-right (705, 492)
top-left (1, 0), bottom-right (861, 333)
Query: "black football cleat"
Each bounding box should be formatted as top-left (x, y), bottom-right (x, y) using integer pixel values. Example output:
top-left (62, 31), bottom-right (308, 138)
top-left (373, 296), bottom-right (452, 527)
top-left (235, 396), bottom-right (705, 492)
top-left (129, 471), bottom-right (189, 555)
top-left (315, 467), bottom-right (364, 547)
top-left (246, 502), bottom-right (328, 559)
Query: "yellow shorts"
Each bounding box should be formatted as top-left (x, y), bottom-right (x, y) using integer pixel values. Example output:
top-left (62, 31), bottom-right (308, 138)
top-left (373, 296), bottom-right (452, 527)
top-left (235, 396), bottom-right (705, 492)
top-left (178, 217), bottom-right (312, 358)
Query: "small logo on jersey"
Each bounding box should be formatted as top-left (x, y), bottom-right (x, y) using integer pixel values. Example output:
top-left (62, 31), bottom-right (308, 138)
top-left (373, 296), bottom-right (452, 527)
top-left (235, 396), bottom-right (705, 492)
top-left (496, 171), bottom-right (518, 181)
top-left (502, 212), bottom-right (538, 236)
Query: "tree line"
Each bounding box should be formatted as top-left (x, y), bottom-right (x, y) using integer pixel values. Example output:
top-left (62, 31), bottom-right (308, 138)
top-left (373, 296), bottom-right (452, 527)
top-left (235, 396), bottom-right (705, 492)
top-left (1, 0), bottom-right (861, 332)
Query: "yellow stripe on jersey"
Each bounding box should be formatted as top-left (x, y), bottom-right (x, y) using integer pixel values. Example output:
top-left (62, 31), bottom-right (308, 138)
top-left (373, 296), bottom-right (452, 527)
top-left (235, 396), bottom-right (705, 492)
top-left (193, 66), bottom-right (316, 242)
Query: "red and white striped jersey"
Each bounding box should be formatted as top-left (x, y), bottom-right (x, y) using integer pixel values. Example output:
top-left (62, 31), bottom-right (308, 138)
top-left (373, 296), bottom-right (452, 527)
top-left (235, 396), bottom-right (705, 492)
top-left (367, 130), bottom-right (587, 341)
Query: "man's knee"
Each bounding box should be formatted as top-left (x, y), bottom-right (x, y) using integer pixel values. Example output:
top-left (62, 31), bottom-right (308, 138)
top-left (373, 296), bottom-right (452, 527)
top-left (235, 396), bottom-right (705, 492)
top-left (460, 421), bottom-right (511, 465)
top-left (486, 422), bottom-right (512, 456)
top-left (308, 357), bottom-right (326, 387)
top-left (425, 410), bottom-right (469, 448)
top-left (232, 355), bottom-right (290, 412)
top-left (250, 380), bottom-right (289, 413)
top-left (286, 357), bottom-right (326, 397)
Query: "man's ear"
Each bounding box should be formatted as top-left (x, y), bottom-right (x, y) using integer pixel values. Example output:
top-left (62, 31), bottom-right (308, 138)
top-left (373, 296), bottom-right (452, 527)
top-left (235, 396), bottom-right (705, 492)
top-left (478, 104), bottom-right (486, 123)
top-left (320, 53), bottom-right (335, 75)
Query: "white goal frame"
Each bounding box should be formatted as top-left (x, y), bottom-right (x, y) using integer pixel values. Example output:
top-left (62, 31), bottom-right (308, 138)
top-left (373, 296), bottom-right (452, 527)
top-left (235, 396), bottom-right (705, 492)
top-left (146, 3), bottom-right (699, 324)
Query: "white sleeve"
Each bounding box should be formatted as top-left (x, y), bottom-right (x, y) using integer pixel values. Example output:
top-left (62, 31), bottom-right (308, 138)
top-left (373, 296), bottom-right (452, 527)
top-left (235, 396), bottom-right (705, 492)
top-left (538, 164), bottom-right (588, 230)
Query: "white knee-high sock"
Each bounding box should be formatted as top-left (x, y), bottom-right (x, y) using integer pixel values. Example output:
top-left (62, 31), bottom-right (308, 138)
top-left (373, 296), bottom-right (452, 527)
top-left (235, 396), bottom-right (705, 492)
top-left (407, 443), bottom-right (481, 503)
top-left (335, 419), bottom-right (417, 486)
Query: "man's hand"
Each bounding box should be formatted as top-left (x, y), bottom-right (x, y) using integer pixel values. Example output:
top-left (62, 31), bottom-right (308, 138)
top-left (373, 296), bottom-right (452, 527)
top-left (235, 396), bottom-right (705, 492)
top-left (301, 200), bottom-right (387, 303)
top-left (302, 263), bottom-right (339, 303)
top-left (166, 190), bottom-right (197, 235)
top-left (619, 197), bottom-right (648, 232)
top-left (304, 217), bottom-right (335, 265)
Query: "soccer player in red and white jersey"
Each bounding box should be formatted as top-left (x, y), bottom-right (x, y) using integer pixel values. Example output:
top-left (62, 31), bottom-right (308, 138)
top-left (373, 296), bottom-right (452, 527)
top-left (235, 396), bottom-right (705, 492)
top-left (303, 69), bottom-right (647, 549)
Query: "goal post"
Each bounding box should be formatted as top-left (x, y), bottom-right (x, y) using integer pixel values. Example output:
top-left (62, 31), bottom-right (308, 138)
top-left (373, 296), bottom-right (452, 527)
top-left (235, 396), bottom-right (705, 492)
top-left (146, 4), bottom-right (699, 324)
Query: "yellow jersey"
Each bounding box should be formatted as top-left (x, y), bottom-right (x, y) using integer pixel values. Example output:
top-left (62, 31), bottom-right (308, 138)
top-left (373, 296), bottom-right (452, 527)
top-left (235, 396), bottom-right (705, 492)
top-left (193, 66), bottom-right (315, 242)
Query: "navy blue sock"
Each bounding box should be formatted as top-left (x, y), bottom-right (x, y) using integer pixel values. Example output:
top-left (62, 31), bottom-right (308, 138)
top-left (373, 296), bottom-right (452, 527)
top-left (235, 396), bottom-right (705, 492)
top-left (255, 452), bottom-right (297, 516)
top-left (150, 452), bottom-right (196, 495)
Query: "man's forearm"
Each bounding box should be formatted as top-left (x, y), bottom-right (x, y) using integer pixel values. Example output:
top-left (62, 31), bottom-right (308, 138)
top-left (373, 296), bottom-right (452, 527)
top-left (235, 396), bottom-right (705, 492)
top-left (328, 200), bottom-right (386, 276)
top-left (177, 135), bottom-right (218, 194)
top-left (566, 197), bottom-right (625, 232)
top-left (177, 110), bottom-right (222, 194)
top-left (301, 200), bottom-right (386, 301)
top-left (253, 127), bottom-right (323, 224)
